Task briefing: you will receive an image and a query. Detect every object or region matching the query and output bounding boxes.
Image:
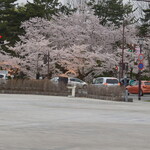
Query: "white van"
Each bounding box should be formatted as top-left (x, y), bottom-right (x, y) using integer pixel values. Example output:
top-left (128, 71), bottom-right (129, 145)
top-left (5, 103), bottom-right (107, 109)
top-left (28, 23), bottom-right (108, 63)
top-left (0, 73), bottom-right (8, 84)
top-left (0, 73), bottom-right (8, 79)
top-left (93, 77), bottom-right (120, 86)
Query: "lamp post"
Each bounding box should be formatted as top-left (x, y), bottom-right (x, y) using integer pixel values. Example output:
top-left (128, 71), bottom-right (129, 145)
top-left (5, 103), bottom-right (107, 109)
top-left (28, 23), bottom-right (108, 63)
top-left (138, 38), bottom-right (144, 100)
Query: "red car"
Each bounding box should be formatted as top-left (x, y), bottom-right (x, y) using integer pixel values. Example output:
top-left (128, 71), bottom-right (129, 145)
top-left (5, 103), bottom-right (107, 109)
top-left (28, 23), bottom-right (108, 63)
top-left (126, 81), bottom-right (150, 96)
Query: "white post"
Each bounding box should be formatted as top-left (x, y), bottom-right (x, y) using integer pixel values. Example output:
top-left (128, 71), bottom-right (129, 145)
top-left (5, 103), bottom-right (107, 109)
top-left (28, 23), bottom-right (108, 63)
top-left (68, 86), bottom-right (76, 97)
top-left (124, 74), bottom-right (128, 102)
top-left (72, 86), bottom-right (76, 97)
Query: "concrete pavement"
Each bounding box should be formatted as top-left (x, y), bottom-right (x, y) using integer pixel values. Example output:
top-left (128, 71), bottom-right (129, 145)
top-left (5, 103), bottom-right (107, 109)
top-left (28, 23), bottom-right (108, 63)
top-left (129, 94), bottom-right (150, 101)
top-left (0, 94), bottom-right (150, 150)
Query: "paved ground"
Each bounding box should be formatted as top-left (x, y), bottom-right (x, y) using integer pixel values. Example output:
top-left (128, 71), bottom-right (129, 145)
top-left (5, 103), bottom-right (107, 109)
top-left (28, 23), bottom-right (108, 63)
top-left (129, 94), bottom-right (150, 101)
top-left (0, 94), bottom-right (150, 150)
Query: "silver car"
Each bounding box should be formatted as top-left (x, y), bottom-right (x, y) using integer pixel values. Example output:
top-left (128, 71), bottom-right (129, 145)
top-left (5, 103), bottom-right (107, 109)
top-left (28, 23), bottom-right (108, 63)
top-left (93, 77), bottom-right (120, 86)
top-left (50, 77), bottom-right (87, 88)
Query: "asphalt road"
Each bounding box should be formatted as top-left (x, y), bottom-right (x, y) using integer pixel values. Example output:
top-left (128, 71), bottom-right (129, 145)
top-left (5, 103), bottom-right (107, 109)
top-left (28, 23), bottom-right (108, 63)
top-left (129, 94), bottom-right (150, 101)
top-left (0, 94), bottom-right (150, 150)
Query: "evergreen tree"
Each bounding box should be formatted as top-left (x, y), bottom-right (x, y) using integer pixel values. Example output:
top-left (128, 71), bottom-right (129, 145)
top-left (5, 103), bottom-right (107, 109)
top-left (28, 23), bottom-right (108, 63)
top-left (138, 6), bottom-right (150, 37)
top-left (0, 0), bottom-right (74, 48)
top-left (0, 0), bottom-right (21, 45)
top-left (87, 0), bottom-right (135, 27)
top-left (24, 0), bottom-right (75, 20)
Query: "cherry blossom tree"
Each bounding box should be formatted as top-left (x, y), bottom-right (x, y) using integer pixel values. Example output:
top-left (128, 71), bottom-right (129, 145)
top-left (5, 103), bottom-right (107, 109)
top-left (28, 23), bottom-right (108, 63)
top-left (8, 13), bottom-right (149, 80)
top-left (0, 46), bottom-right (20, 77)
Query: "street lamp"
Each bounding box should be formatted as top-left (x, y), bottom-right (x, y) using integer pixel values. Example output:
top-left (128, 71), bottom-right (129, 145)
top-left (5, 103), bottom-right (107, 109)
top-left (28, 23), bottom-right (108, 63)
top-left (138, 38), bottom-right (144, 100)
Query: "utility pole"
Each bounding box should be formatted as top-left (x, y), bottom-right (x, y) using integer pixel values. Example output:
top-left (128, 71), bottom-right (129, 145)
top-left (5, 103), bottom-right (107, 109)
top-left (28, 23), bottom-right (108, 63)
top-left (37, 55), bottom-right (39, 75)
top-left (47, 50), bottom-right (50, 76)
top-left (138, 39), bottom-right (144, 100)
top-left (138, 45), bottom-right (142, 100)
top-left (36, 54), bottom-right (40, 79)
top-left (121, 20), bottom-right (125, 79)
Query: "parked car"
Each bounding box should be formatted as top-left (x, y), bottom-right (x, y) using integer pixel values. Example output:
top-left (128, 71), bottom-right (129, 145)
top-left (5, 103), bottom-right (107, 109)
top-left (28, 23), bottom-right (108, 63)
top-left (0, 73), bottom-right (8, 79)
top-left (50, 76), bottom-right (87, 88)
top-left (50, 77), bottom-right (59, 84)
top-left (126, 81), bottom-right (150, 96)
top-left (93, 77), bottom-right (120, 86)
top-left (0, 73), bottom-right (8, 84)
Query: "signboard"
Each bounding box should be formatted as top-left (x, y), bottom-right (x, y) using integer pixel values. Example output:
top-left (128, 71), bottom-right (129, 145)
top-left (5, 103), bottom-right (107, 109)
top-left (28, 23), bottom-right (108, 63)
top-left (138, 54), bottom-right (144, 61)
top-left (138, 63), bottom-right (144, 70)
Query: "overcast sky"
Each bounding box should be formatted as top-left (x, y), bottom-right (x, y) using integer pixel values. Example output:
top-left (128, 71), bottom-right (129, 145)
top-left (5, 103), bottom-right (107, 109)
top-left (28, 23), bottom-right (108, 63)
top-left (17, 0), bottom-right (129, 4)
top-left (15, 0), bottom-right (148, 20)
top-left (17, 0), bottom-right (30, 4)
top-left (17, 0), bottom-right (63, 4)
top-left (17, 0), bottom-right (148, 4)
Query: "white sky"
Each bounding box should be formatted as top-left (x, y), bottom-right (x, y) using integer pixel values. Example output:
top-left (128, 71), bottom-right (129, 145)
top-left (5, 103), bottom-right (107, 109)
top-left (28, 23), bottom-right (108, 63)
top-left (17, 0), bottom-right (130, 4)
top-left (17, 0), bottom-right (63, 4)
top-left (17, 0), bottom-right (149, 4)
top-left (16, 0), bottom-right (29, 4)
top-left (16, 0), bottom-right (149, 17)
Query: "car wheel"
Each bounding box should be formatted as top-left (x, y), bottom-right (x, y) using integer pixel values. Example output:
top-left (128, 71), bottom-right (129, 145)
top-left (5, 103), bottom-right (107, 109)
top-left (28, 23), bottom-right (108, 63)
top-left (83, 85), bottom-right (87, 89)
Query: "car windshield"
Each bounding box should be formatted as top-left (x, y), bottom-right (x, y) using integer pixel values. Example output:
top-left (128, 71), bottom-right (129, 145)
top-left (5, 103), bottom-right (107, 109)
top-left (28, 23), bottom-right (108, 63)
top-left (131, 81), bottom-right (138, 85)
top-left (75, 78), bottom-right (83, 83)
top-left (58, 77), bottom-right (68, 84)
top-left (106, 79), bottom-right (118, 84)
top-left (70, 78), bottom-right (83, 83)
top-left (144, 82), bottom-right (150, 85)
